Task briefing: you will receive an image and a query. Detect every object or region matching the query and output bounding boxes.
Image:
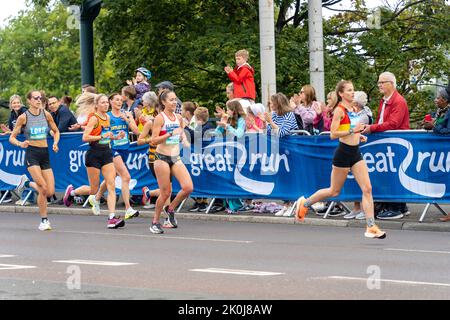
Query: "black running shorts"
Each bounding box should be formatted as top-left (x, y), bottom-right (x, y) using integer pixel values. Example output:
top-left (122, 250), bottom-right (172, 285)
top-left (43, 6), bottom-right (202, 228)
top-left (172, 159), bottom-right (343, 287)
top-left (332, 142), bottom-right (363, 168)
top-left (25, 146), bottom-right (51, 170)
top-left (85, 146), bottom-right (113, 169)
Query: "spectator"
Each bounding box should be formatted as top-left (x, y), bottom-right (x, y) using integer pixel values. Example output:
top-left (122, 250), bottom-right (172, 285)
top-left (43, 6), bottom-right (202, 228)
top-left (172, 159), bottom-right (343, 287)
top-left (3, 95), bottom-right (27, 132)
top-left (422, 88), bottom-right (449, 134)
top-left (186, 107), bottom-right (215, 212)
top-left (246, 103), bottom-right (266, 133)
top-left (226, 82), bottom-right (234, 100)
top-left (121, 86), bottom-right (140, 118)
top-left (82, 84), bottom-right (97, 94)
top-left (224, 49), bottom-right (256, 102)
top-left (362, 71), bottom-right (410, 220)
top-left (61, 96), bottom-right (73, 108)
top-left (138, 91), bottom-right (158, 132)
top-left (265, 93), bottom-right (298, 138)
top-left (181, 101), bottom-right (198, 130)
top-left (155, 81), bottom-right (182, 114)
top-left (215, 99), bottom-right (246, 139)
top-left (344, 90), bottom-right (373, 220)
top-left (127, 67), bottom-right (152, 100)
top-left (47, 96), bottom-right (78, 133)
top-left (432, 88), bottom-right (450, 135)
top-left (291, 85), bottom-right (320, 135)
top-left (313, 91), bottom-right (335, 133)
top-left (264, 93), bottom-right (298, 217)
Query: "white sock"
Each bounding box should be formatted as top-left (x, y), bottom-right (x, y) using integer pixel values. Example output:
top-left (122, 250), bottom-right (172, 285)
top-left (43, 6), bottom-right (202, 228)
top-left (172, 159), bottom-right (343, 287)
top-left (70, 190), bottom-right (76, 196)
top-left (109, 213), bottom-right (115, 219)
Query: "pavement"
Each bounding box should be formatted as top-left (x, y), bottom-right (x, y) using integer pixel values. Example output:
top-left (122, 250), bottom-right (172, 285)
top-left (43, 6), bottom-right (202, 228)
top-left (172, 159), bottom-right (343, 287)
top-left (1, 212), bottom-right (450, 300)
top-left (1, 198), bottom-right (449, 233)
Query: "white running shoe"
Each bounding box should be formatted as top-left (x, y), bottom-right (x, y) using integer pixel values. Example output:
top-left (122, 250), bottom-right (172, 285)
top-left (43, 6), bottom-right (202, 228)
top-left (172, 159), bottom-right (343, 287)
top-left (355, 211), bottom-right (366, 220)
top-left (88, 195), bottom-right (101, 215)
top-left (125, 207), bottom-right (139, 220)
top-left (15, 175), bottom-right (29, 196)
top-left (143, 201), bottom-right (155, 209)
top-left (344, 210), bottom-right (362, 219)
top-left (38, 220), bottom-right (52, 231)
top-left (274, 207), bottom-right (287, 216)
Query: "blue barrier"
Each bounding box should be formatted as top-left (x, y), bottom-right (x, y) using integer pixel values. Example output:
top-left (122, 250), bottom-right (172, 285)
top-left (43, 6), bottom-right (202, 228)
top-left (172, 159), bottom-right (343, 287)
top-left (0, 131), bottom-right (449, 203)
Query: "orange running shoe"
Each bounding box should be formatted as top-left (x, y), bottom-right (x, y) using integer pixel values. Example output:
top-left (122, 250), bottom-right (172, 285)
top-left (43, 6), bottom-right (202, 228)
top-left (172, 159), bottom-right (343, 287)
top-left (364, 225), bottom-right (386, 239)
top-left (295, 196), bottom-right (309, 222)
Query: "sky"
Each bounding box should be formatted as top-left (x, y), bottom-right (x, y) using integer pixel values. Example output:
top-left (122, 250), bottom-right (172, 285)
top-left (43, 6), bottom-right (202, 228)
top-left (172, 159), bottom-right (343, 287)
top-left (0, 0), bottom-right (27, 27)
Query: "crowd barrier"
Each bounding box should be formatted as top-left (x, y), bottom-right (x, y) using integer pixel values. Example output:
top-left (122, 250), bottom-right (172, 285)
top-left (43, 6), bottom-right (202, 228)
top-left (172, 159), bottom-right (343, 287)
top-left (0, 131), bottom-right (449, 220)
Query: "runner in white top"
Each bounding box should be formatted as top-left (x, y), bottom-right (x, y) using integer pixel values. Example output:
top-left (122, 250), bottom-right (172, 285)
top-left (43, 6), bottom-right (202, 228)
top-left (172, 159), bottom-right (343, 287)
top-left (149, 90), bottom-right (193, 234)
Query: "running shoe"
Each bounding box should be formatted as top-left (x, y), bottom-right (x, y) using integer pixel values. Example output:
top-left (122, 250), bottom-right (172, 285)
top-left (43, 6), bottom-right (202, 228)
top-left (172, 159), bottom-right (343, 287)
top-left (274, 207), bottom-right (286, 216)
top-left (15, 175), bottom-right (29, 197)
top-left (149, 222), bottom-right (164, 234)
top-left (107, 216), bottom-right (125, 229)
top-left (38, 220), bottom-right (52, 231)
top-left (143, 201), bottom-right (155, 209)
top-left (295, 196), bottom-right (309, 222)
top-left (355, 211), bottom-right (366, 220)
top-left (163, 206), bottom-right (177, 228)
top-left (63, 185), bottom-right (74, 207)
top-left (125, 207), bottom-right (139, 220)
top-left (364, 225), bottom-right (386, 239)
top-left (88, 195), bottom-right (101, 215)
top-left (141, 186), bottom-right (150, 205)
top-left (344, 210), bottom-right (362, 219)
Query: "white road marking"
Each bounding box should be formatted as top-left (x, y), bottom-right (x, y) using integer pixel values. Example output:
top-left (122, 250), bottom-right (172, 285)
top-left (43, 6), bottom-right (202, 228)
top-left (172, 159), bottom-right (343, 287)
top-left (0, 264), bottom-right (36, 270)
top-left (0, 255), bottom-right (16, 258)
top-left (53, 259), bottom-right (137, 266)
top-left (313, 276), bottom-right (450, 288)
top-left (54, 230), bottom-right (253, 244)
top-left (385, 248), bottom-right (450, 255)
top-left (189, 268), bottom-right (284, 276)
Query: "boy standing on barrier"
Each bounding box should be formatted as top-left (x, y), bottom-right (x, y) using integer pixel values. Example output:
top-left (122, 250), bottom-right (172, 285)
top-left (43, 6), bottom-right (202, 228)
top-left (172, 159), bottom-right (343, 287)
top-left (295, 80), bottom-right (386, 239)
top-left (224, 49), bottom-right (256, 103)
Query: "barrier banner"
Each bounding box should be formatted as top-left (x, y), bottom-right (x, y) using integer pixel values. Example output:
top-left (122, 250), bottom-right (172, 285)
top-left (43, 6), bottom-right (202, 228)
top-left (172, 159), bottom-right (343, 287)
top-left (0, 132), bottom-right (449, 203)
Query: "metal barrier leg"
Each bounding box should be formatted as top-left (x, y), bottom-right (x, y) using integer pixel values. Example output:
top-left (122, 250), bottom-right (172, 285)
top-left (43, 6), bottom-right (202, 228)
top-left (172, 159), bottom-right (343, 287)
top-left (433, 203), bottom-right (448, 216)
top-left (21, 190), bottom-right (33, 206)
top-left (287, 201), bottom-right (297, 217)
top-left (176, 199), bottom-right (186, 213)
top-left (205, 198), bottom-right (216, 214)
top-left (83, 197), bottom-right (89, 208)
top-left (0, 190), bottom-right (9, 204)
top-left (323, 201), bottom-right (336, 219)
top-left (419, 203), bottom-right (431, 222)
top-left (338, 202), bottom-right (351, 213)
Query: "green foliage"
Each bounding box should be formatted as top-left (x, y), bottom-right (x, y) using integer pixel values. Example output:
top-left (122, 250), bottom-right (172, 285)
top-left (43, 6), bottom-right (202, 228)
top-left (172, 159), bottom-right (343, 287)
top-left (2, 0), bottom-right (449, 125)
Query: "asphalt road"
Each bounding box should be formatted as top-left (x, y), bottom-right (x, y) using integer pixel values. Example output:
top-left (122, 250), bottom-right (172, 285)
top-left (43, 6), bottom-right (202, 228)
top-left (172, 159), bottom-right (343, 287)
top-left (0, 211), bottom-right (449, 300)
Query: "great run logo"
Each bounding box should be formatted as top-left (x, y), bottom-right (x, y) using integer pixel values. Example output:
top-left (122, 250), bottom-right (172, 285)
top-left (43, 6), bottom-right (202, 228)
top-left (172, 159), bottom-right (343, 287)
top-left (0, 142), bottom-right (25, 186)
top-left (188, 139), bottom-right (290, 196)
top-left (358, 137), bottom-right (447, 198)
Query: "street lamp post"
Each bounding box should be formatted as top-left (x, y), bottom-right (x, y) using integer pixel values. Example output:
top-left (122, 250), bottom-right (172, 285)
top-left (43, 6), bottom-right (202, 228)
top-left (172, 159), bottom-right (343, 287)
top-left (79, 0), bottom-right (102, 87)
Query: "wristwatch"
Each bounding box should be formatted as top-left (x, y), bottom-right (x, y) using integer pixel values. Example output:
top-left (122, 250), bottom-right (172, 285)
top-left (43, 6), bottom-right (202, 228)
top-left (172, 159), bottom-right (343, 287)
top-left (349, 128), bottom-right (354, 135)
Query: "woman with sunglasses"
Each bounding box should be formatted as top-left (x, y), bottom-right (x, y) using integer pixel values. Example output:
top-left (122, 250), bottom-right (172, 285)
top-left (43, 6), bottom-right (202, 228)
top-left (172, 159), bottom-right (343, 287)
top-left (9, 90), bottom-right (60, 231)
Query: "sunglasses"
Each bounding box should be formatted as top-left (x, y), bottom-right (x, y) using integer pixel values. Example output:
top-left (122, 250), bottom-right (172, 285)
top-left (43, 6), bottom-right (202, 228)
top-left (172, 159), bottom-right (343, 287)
top-left (32, 96), bottom-right (43, 101)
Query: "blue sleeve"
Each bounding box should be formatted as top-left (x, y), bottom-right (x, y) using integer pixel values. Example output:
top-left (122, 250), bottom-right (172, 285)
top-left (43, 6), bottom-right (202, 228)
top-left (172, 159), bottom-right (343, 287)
top-left (225, 117), bottom-right (245, 138)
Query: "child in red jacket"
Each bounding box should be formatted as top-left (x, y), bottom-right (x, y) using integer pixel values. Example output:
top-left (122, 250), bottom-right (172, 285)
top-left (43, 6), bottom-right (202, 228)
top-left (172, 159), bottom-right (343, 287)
top-left (224, 49), bottom-right (256, 101)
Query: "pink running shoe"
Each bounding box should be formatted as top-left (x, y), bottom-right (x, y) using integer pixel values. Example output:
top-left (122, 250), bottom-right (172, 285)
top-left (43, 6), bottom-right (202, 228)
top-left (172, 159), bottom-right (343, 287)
top-left (63, 185), bottom-right (74, 207)
top-left (107, 217), bottom-right (125, 229)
